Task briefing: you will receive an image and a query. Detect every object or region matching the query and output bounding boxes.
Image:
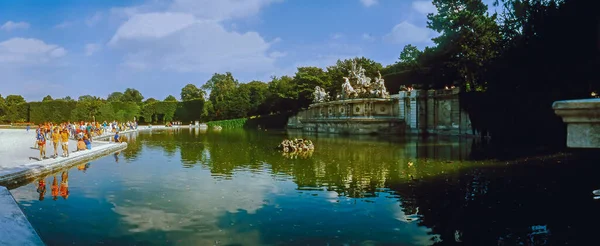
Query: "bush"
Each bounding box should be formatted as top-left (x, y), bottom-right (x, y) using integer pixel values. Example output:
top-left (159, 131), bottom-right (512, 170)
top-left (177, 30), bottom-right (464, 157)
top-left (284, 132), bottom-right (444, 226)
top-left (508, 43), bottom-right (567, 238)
top-left (206, 118), bottom-right (247, 129)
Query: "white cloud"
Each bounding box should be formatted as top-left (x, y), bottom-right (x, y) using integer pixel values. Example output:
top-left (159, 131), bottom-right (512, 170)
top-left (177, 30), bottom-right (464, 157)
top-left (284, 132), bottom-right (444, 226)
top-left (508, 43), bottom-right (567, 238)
top-left (384, 21), bottom-right (433, 45)
top-left (331, 33), bottom-right (344, 40)
top-left (86, 12), bottom-right (103, 26)
top-left (108, 168), bottom-right (279, 245)
top-left (0, 21), bottom-right (30, 31)
top-left (412, 1), bottom-right (437, 15)
top-left (109, 0), bottom-right (283, 74)
top-left (109, 12), bottom-right (197, 45)
top-left (269, 51), bottom-right (286, 58)
top-left (360, 0), bottom-right (378, 7)
top-left (85, 43), bottom-right (101, 56)
top-left (362, 33), bottom-right (375, 42)
top-left (53, 21), bottom-right (72, 29)
top-left (0, 38), bottom-right (67, 64)
top-left (168, 0), bottom-right (282, 21)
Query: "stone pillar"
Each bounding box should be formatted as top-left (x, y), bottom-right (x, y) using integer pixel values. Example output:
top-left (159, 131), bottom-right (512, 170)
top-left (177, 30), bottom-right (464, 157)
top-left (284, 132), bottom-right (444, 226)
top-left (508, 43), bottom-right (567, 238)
top-left (450, 87), bottom-right (461, 135)
top-left (427, 90), bottom-right (436, 134)
top-left (408, 90), bottom-right (418, 130)
top-left (397, 92), bottom-right (406, 121)
top-left (553, 98), bottom-right (600, 148)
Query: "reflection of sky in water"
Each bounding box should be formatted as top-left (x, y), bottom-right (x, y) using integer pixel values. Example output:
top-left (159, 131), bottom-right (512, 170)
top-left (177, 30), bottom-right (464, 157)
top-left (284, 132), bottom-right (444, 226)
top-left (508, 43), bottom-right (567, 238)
top-left (11, 131), bottom-right (438, 246)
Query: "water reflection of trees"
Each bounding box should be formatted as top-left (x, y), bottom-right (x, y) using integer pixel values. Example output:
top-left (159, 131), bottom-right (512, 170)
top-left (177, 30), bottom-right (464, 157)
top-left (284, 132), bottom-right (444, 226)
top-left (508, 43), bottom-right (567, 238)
top-left (128, 129), bottom-right (477, 199)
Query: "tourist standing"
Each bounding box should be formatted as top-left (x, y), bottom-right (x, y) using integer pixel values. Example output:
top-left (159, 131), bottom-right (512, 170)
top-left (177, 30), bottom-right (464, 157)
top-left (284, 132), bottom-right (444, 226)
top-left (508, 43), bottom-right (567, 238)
top-left (61, 129), bottom-right (70, 157)
top-left (51, 129), bottom-right (60, 158)
top-left (37, 127), bottom-right (47, 160)
top-left (114, 131), bottom-right (121, 143)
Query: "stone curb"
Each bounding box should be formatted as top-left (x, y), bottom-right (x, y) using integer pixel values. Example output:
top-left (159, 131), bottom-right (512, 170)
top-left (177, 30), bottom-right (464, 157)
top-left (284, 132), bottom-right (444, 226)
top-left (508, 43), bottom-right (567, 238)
top-left (0, 143), bottom-right (127, 186)
top-left (0, 186), bottom-right (45, 245)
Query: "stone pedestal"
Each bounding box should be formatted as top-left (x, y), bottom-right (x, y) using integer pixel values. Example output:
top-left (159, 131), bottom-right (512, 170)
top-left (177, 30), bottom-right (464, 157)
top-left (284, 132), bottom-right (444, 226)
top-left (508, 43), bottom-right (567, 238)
top-left (553, 98), bottom-right (600, 148)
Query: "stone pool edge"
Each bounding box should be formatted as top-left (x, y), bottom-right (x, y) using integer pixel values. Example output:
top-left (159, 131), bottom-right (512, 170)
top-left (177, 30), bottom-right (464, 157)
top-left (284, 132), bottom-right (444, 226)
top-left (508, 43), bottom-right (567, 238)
top-left (0, 142), bottom-right (128, 186)
top-left (0, 125), bottom-right (178, 246)
top-left (0, 186), bottom-right (45, 246)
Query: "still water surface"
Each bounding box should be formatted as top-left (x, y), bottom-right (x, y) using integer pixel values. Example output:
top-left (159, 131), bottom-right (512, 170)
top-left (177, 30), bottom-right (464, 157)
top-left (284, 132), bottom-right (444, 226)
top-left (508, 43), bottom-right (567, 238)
top-left (9, 128), bottom-right (600, 245)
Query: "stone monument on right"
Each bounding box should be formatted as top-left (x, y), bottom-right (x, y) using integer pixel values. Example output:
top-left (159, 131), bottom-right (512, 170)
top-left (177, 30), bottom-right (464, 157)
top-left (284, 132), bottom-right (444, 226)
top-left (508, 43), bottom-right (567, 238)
top-left (553, 98), bottom-right (600, 148)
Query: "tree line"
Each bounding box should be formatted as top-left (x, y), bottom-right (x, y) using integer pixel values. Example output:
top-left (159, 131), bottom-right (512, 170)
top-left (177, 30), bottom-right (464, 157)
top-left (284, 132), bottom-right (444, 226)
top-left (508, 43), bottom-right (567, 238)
top-left (0, 56), bottom-right (386, 125)
top-left (0, 0), bottom-right (597, 149)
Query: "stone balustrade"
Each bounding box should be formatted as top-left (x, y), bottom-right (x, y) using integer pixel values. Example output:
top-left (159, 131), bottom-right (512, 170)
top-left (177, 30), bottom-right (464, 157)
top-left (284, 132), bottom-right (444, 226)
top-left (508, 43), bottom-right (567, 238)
top-left (553, 98), bottom-right (600, 148)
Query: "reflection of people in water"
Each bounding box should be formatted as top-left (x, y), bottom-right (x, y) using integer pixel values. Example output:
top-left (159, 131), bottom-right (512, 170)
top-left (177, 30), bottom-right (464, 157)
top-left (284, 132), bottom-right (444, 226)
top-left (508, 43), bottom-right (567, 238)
top-left (59, 171), bottom-right (69, 200)
top-left (51, 176), bottom-right (59, 200)
top-left (114, 151), bottom-right (120, 163)
top-left (77, 163), bottom-right (91, 172)
top-left (36, 178), bottom-right (46, 201)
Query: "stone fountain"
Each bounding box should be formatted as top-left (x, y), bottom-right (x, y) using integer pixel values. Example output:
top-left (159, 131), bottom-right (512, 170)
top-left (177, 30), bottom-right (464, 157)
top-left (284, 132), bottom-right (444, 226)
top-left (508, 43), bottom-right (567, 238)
top-left (292, 60), bottom-right (402, 135)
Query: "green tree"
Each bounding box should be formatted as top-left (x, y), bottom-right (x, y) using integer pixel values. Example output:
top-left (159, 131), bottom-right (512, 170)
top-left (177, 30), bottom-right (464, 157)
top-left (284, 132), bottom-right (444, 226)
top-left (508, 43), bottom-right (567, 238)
top-left (122, 88), bottom-right (144, 103)
top-left (42, 95), bottom-right (53, 102)
top-left (398, 44), bottom-right (423, 68)
top-left (0, 94), bottom-right (6, 121)
top-left (144, 98), bottom-right (158, 104)
top-left (60, 96), bottom-right (75, 102)
top-left (78, 95), bottom-right (95, 102)
top-left (107, 92), bottom-right (124, 102)
top-left (164, 95), bottom-right (178, 102)
top-left (180, 84), bottom-right (204, 101)
top-left (266, 76), bottom-right (297, 114)
top-left (293, 67), bottom-right (331, 109)
top-left (427, 0), bottom-right (500, 91)
top-left (201, 100), bottom-right (214, 121)
top-left (239, 81), bottom-right (269, 116)
top-left (5, 95), bottom-right (25, 107)
top-left (203, 72), bottom-right (238, 119)
top-left (72, 96), bottom-right (104, 121)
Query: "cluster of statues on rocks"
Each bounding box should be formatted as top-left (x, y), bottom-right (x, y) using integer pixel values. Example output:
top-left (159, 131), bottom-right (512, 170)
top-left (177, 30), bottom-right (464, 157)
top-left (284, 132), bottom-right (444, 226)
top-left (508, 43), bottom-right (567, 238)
top-left (312, 60), bottom-right (390, 103)
top-left (277, 138), bottom-right (315, 153)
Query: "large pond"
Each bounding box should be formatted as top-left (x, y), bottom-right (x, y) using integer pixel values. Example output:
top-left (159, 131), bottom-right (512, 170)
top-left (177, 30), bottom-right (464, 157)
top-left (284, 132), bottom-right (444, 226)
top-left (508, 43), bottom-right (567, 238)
top-left (8, 128), bottom-right (600, 245)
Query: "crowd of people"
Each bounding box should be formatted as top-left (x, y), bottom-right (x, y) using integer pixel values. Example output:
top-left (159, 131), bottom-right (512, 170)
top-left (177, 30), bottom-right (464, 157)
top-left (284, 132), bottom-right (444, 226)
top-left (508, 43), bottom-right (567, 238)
top-left (30, 120), bottom-right (137, 160)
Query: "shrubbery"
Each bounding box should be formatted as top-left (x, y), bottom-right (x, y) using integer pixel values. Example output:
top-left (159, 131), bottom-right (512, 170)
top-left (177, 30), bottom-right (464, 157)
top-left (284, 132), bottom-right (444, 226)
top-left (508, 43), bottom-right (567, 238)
top-left (0, 99), bottom-right (205, 124)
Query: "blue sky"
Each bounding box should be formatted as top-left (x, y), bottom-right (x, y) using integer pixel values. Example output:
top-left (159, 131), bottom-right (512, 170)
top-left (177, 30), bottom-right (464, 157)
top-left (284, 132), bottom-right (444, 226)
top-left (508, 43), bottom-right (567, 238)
top-left (0, 0), bottom-right (501, 101)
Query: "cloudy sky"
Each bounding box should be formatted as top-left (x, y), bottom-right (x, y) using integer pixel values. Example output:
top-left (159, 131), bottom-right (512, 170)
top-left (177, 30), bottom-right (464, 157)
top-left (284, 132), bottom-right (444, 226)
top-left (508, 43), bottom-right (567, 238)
top-left (0, 0), bottom-right (500, 101)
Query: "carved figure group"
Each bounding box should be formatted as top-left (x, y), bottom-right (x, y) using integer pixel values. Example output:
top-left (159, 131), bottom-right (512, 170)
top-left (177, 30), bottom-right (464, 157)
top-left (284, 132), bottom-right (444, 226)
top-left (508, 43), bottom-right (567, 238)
top-left (311, 60), bottom-right (390, 103)
top-left (341, 77), bottom-right (358, 99)
top-left (312, 86), bottom-right (330, 103)
top-left (340, 60), bottom-right (390, 99)
top-left (277, 138), bottom-right (315, 153)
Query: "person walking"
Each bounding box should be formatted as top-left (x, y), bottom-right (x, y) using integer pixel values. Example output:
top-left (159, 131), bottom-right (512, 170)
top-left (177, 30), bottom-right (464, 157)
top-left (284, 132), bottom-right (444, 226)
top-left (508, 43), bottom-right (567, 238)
top-left (37, 128), bottom-right (47, 160)
top-left (51, 128), bottom-right (61, 158)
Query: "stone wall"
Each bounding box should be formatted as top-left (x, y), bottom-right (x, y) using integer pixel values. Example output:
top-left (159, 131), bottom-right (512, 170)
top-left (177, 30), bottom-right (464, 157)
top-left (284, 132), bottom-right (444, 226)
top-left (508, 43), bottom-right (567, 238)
top-left (293, 98), bottom-right (404, 135)
top-left (288, 87), bottom-right (474, 136)
top-left (392, 87), bottom-right (473, 135)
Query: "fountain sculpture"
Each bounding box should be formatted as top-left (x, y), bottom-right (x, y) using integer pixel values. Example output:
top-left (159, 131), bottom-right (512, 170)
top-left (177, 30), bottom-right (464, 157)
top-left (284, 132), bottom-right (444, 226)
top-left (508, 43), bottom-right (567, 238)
top-left (294, 60), bottom-right (402, 135)
top-left (314, 60), bottom-right (390, 103)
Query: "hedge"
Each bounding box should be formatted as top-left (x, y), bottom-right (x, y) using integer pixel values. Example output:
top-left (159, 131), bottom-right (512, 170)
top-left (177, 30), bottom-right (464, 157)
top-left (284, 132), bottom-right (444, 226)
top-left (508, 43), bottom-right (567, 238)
top-left (0, 99), bottom-right (205, 124)
top-left (206, 118), bottom-right (247, 129)
top-left (206, 113), bottom-right (292, 130)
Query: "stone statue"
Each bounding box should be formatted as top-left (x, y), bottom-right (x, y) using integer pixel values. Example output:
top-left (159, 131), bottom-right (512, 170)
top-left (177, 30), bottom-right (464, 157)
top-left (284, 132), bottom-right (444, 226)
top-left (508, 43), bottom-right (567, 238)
top-left (372, 71), bottom-right (390, 98)
top-left (312, 86), bottom-right (329, 103)
top-left (341, 77), bottom-right (357, 99)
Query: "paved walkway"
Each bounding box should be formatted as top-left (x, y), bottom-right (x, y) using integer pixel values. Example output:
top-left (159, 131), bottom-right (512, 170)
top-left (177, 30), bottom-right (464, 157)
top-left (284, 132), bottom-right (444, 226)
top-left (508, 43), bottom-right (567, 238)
top-left (0, 129), bottom-right (119, 170)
